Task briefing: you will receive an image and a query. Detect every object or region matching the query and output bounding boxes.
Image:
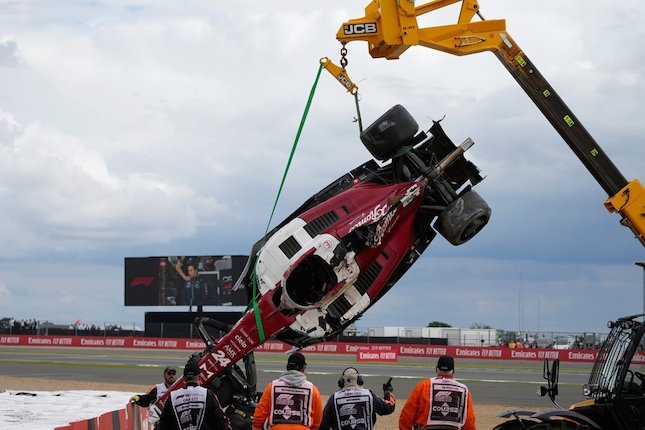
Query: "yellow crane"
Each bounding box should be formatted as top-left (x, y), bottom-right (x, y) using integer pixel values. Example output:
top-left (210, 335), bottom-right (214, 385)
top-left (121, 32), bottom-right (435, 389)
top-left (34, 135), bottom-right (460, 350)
top-left (334, 0), bottom-right (645, 246)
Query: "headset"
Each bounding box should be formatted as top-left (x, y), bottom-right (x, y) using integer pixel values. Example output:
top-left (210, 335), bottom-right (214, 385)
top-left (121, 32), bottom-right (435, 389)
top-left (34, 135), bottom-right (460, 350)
top-left (338, 367), bottom-right (364, 388)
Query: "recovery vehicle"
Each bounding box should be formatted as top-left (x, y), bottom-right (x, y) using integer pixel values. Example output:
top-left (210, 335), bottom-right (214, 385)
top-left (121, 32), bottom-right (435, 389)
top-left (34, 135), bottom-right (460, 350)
top-left (335, 0), bottom-right (645, 247)
top-left (494, 313), bottom-right (645, 430)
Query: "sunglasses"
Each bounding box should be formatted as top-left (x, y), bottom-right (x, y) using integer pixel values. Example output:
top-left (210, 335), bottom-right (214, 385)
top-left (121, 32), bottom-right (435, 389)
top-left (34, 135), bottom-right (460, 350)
top-left (166, 370), bottom-right (177, 375)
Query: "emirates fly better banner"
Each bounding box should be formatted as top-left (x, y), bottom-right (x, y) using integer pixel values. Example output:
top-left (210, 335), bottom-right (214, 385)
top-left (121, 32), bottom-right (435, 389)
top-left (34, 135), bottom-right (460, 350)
top-left (1, 335), bottom-right (636, 364)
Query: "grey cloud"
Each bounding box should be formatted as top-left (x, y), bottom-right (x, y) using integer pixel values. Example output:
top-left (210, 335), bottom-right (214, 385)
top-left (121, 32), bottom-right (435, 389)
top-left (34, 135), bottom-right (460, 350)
top-left (0, 122), bottom-right (228, 258)
top-left (354, 256), bottom-right (642, 334)
top-left (0, 111), bottom-right (21, 144)
top-left (0, 38), bottom-right (21, 66)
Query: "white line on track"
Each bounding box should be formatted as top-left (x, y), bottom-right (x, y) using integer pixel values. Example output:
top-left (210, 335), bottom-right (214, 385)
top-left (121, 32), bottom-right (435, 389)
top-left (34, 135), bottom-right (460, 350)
top-left (260, 370), bottom-right (545, 385)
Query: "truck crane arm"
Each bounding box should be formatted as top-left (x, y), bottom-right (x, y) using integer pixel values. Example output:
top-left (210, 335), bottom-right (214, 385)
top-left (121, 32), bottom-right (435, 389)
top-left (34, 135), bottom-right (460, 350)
top-left (336, 0), bottom-right (645, 246)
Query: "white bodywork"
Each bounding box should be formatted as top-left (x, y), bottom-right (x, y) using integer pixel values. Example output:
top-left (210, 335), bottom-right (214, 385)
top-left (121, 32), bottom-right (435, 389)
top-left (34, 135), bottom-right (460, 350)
top-left (255, 217), bottom-right (371, 337)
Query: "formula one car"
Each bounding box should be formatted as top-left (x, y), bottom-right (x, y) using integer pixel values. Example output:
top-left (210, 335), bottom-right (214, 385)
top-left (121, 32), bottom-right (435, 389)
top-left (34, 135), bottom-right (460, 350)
top-left (154, 104), bottom-right (491, 424)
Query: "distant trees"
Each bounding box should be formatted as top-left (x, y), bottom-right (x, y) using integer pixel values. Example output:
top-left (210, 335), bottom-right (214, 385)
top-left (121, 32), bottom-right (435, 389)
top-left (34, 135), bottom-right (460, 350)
top-left (426, 321), bottom-right (495, 329)
top-left (427, 321), bottom-right (452, 327)
top-left (470, 323), bottom-right (492, 329)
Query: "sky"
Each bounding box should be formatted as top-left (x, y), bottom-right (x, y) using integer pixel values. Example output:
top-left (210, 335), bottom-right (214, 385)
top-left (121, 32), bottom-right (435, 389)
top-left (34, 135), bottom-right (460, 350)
top-left (0, 0), bottom-right (643, 335)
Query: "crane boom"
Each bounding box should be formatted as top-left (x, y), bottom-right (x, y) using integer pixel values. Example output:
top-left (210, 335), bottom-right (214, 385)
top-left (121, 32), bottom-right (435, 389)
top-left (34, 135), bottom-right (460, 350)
top-left (336, 0), bottom-right (645, 246)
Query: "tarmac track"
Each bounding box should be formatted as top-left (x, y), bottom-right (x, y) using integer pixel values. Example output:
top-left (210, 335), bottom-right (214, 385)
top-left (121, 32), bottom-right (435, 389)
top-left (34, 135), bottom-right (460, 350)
top-left (0, 346), bottom-right (593, 407)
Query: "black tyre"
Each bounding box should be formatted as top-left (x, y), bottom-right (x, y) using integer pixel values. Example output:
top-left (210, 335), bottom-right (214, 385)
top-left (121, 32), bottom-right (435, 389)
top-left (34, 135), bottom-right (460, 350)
top-left (492, 419), bottom-right (541, 430)
top-left (207, 377), bottom-right (235, 407)
top-left (225, 397), bottom-right (256, 430)
top-left (434, 190), bottom-right (491, 246)
top-left (360, 104), bottom-right (419, 161)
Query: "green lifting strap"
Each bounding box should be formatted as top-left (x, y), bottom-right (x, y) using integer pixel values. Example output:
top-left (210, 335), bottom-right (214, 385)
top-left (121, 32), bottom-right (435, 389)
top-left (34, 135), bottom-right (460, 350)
top-left (250, 62), bottom-right (325, 344)
top-left (354, 91), bottom-right (363, 134)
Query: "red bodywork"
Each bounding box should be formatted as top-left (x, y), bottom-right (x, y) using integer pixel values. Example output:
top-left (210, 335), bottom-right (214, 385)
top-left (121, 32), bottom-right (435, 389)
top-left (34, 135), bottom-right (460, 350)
top-left (153, 112), bottom-right (490, 416)
top-left (156, 179), bottom-right (424, 410)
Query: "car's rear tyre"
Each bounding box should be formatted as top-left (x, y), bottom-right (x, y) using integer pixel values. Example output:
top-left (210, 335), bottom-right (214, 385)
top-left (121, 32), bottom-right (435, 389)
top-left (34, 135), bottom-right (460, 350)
top-left (434, 190), bottom-right (491, 245)
top-left (360, 104), bottom-right (419, 161)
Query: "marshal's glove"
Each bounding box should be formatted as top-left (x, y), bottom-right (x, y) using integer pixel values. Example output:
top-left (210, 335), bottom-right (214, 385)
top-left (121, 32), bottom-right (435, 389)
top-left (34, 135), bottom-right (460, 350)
top-left (129, 395), bottom-right (140, 404)
top-left (383, 377), bottom-right (393, 400)
top-left (147, 405), bottom-right (161, 425)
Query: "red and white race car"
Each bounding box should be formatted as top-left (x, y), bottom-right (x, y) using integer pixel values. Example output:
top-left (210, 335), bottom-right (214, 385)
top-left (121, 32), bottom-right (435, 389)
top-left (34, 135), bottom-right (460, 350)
top-left (154, 104), bottom-right (491, 427)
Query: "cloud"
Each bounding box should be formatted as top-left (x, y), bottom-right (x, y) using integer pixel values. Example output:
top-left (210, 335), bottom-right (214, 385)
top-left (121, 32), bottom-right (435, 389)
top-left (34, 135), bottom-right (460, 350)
top-left (0, 110), bottom-right (20, 143)
top-left (357, 256), bottom-right (642, 333)
top-left (0, 262), bottom-right (125, 324)
top-left (0, 120), bottom-right (227, 256)
top-left (0, 38), bottom-right (21, 66)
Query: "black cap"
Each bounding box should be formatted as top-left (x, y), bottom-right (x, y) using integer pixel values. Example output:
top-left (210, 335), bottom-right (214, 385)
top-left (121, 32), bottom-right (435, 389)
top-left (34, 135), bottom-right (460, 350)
top-left (164, 366), bottom-right (177, 375)
top-left (287, 352), bottom-right (307, 369)
top-left (183, 360), bottom-right (200, 378)
top-left (437, 355), bottom-right (454, 372)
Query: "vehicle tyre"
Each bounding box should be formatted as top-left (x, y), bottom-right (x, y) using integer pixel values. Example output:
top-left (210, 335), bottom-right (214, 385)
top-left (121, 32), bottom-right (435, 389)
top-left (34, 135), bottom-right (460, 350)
top-left (360, 104), bottom-right (419, 161)
top-left (434, 190), bottom-right (491, 246)
top-left (207, 377), bottom-right (235, 407)
top-left (491, 420), bottom-right (540, 430)
top-left (225, 396), bottom-right (256, 430)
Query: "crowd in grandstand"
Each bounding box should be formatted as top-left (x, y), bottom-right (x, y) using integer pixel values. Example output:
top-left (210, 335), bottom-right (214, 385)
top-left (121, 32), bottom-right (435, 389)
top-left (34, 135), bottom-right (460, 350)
top-left (8, 318), bottom-right (40, 333)
top-left (69, 321), bottom-right (124, 334)
top-left (1, 317), bottom-right (125, 335)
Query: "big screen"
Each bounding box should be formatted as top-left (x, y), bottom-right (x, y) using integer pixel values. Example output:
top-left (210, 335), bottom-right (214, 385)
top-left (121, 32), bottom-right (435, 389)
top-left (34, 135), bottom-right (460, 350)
top-left (124, 255), bottom-right (249, 307)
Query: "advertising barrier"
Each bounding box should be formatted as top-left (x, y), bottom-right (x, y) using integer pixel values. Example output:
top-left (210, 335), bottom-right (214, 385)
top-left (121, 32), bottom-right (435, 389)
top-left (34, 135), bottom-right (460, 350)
top-left (54, 402), bottom-right (150, 430)
top-left (2, 334), bottom-right (639, 363)
top-left (356, 350), bottom-right (399, 362)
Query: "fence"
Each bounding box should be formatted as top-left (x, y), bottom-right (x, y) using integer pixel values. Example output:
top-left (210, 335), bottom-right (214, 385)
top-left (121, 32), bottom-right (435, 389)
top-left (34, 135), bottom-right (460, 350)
top-left (0, 318), bottom-right (611, 350)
